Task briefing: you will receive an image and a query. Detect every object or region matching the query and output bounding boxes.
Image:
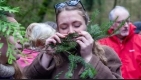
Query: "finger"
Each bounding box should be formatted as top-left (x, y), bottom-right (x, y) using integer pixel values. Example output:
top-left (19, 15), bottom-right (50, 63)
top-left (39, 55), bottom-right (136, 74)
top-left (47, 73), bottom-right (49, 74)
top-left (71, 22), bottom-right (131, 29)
top-left (56, 32), bottom-right (67, 38)
top-left (51, 39), bottom-right (57, 45)
top-left (53, 35), bottom-right (61, 43)
top-left (78, 31), bottom-right (90, 39)
top-left (54, 33), bottom-right (68, 43)
top-left (76, 40), bottom-right (86, 49)
top-left (46, 38), bottom-right (56, 45)
top-left (76, 36), bottom-right (87, 43)
top-left (78, 31), bottom-right (93, 42)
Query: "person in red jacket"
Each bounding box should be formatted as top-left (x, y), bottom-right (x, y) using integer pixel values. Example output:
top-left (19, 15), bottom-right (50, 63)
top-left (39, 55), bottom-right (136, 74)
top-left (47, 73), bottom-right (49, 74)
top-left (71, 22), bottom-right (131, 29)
top-left (98, 6), bottom-right (141, 79)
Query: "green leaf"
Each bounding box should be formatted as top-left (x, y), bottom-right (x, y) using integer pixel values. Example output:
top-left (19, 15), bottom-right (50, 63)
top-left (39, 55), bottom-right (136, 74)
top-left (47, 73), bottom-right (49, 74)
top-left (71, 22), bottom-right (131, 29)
top-left (0, 0), bottom-right (27, 65)
top-left (0, 43), bottom-right (3, 48)
top-left (8, 58), bottom-right (12, 64)
top-left (88, 68), bottom-right (96, 78)
top-left (65, 71), bottom-right (73, 79)
top-left (80, 70), bottom-right (89, 79)
top-left (2, 23), bottom-right (7, 32)
top-left (6, 29), bottom-right (11, 35)
top-left (7, 53), bottom-right (16, 64)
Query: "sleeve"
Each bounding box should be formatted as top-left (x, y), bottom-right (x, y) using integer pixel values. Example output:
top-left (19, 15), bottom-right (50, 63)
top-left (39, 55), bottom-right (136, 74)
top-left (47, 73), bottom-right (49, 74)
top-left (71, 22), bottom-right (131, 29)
top-left (135, 34), bottom-right (141, 72)
top-left (136, 54), bottom-right (141, 75)
top-left (85, 45), bottom-right (123, 79)
top-left (0, 64), bottom-right (15, 77)
top-left (23, 53), bottom-right (55, 79)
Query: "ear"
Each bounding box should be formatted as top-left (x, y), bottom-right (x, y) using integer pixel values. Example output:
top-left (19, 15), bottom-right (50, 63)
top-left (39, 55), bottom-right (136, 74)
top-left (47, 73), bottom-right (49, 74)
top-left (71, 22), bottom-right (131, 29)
top-left (108, 28), bottom-right (114, 34)
top-left (108, 24), bottom-right (115, 34)
top-left (110, 22), bottom-right (116, 29)
top-left (7, 17), bottom-right (17, 23)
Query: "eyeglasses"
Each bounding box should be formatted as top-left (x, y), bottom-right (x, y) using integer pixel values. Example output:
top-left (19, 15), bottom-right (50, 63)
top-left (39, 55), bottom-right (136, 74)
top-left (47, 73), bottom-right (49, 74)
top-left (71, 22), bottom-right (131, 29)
top-left (115, 19), bottom-right (130, 24)
top-left (54, 0), bottom-right (85, 12)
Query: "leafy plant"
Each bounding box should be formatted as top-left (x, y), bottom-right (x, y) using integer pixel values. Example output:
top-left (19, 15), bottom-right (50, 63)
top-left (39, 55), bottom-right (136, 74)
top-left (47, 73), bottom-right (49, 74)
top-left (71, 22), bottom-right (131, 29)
top-left (51, 33), bottom-right (96, 79)
top-left (0, 0), bottom-right (26, 64)
top-left (87, 9), bottom-right (130, 40)
top-left (52, 9), bottom-right (129, 79)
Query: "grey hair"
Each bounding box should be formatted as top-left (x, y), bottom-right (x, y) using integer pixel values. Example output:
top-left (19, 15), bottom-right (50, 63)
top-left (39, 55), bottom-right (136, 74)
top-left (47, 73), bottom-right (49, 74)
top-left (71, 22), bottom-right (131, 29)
top-left (44, 21), bottom-right (57, 30)
top-left (109, 6), bottom-right (130, 21)
top-left (26, 23), bottom-right (56, 43)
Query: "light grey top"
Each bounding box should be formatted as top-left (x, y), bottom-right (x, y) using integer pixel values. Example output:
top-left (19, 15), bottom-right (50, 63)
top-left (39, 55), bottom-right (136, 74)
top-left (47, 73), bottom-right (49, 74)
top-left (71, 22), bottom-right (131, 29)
top-left (0, 64), bottom-right (15, 77)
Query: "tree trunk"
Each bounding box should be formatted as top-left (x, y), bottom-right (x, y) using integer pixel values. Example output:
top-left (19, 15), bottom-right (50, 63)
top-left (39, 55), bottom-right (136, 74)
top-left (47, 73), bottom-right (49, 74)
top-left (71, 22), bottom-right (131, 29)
top-left (113, 0), bottom-right (117, 8)
top-left (37, 0), bottom-right (52, 22)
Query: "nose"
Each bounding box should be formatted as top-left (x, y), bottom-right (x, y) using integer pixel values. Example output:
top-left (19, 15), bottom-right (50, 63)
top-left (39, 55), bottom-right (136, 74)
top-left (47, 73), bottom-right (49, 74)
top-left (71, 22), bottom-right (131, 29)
top-left (122, 22), bottom-right (128, 29)
top-left (13, 53), bottom-right (20, 60)
top-left (124, 22), bottom-right (128, 27)
top-left (68, 26), bottom-right (75, 34)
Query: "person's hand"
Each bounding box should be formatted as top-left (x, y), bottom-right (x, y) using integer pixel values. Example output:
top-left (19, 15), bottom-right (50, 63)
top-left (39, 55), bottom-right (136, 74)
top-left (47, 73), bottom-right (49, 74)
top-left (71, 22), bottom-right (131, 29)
top-left (76, 31), bottom-right (94, 63)
top-left (41, 32), bottom-right (67, 68)
top-left (46, 32), bottom-right (66, 46)
top-left (45, 32), bottom-right (66, 56)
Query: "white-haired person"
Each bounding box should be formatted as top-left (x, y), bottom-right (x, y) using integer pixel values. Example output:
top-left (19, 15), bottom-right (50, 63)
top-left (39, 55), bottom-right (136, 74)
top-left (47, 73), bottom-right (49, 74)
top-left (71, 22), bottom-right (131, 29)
top-left (98, 6), bottom-right (141, 79)
top-left (17, 23), bottom-right (56, 72)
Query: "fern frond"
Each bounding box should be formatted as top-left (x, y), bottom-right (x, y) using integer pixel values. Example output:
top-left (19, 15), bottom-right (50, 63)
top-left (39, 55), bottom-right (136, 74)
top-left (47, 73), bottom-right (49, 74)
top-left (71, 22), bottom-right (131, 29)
top-left (0, 0), bottom-right (26, 64)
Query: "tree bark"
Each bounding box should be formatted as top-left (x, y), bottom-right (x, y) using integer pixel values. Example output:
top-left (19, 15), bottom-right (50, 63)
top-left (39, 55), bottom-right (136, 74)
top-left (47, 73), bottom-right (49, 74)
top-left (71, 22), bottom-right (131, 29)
top-left (113, 0), bottom-right (117, 9)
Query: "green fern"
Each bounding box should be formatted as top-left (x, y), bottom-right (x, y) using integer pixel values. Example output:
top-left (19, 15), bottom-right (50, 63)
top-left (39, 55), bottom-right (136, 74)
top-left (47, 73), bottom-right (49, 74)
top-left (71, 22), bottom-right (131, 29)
top-left (51, 33), bottom-right (96, 79)
top-left (54, 71), bottom-right (64, 79)
top-left (87, 10), bottom-right (130, 41)
top-left (50, 33), bottom-right (78, 54)
top-left (0, 0), bottom-right (26, 64)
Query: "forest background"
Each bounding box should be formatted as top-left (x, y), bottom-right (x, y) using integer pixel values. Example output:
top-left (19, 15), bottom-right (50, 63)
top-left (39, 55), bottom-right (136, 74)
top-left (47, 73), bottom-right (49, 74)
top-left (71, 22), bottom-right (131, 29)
top-left (7, 0), bottom-right (141, 28)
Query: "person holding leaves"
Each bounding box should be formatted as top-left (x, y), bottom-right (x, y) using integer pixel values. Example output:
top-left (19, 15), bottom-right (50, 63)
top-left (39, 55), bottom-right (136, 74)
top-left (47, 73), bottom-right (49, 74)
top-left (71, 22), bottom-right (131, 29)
top-left (23, 0), bottom-right (122, 79)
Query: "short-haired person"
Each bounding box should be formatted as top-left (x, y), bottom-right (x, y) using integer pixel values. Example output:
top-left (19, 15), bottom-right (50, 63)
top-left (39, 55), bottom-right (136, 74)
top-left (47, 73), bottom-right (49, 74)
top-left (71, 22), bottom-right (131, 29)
top-left (17, 23), bottom-right (56, 72)
top-left (98, 6), bottom-right (141, 79)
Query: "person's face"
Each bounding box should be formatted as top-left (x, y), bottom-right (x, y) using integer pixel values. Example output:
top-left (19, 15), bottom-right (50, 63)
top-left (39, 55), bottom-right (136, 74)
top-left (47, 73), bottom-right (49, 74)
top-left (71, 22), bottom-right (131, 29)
top-left (111, 13), bottom-right (130, 37)
top-left (57, 10), bottom-right (87, 34)
top-left (7, 17), bottom-right (18, 23)
top-left (7, 17), bottom-right (21, 60)
top-left (7, 16), bottom-right (22, 47)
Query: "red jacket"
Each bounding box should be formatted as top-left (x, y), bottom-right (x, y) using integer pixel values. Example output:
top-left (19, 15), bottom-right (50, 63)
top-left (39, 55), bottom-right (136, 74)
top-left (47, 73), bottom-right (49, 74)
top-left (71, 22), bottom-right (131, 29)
top-left (98, 23), bottom-right (141, 79)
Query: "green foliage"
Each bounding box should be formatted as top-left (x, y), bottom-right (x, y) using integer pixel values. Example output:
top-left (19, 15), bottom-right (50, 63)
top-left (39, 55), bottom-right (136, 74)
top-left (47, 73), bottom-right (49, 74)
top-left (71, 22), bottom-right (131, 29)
top-left (53, 10), bottom-right (130, 79)
top-left (87, 21), bottom-right (113, 40)
top-left (0, 0), bottom-right (26, 64)
top-left (51, 33), bottom-right (96, 79)
top-left (87, 9), bottom-right (112, 40)
top-left (50, 33), bottom-right (78, 54)
top-left (0, 7), bottom-right (19, 13)
top-left (87, 10), bottom-right (130, 40)
top-left (54, 71), bottom-right (64, 79)
top-left (0, 43), bottom-right (3, 49)
top-left (66, 55), bottom-right (96, 79)
top-left (6, 42), bottom-right (16, 64)
top-left (38, 0), bottom-right (52, 22)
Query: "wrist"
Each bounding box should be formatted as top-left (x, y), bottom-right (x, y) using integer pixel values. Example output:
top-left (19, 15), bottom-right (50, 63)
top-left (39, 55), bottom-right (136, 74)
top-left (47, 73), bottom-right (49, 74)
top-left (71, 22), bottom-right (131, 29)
top-left (84, 53), bottom-right (93, 63)
top-left (43, 53), bottom-right (53, 61)
top-left (41, 53), bottom-right (53, 68)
